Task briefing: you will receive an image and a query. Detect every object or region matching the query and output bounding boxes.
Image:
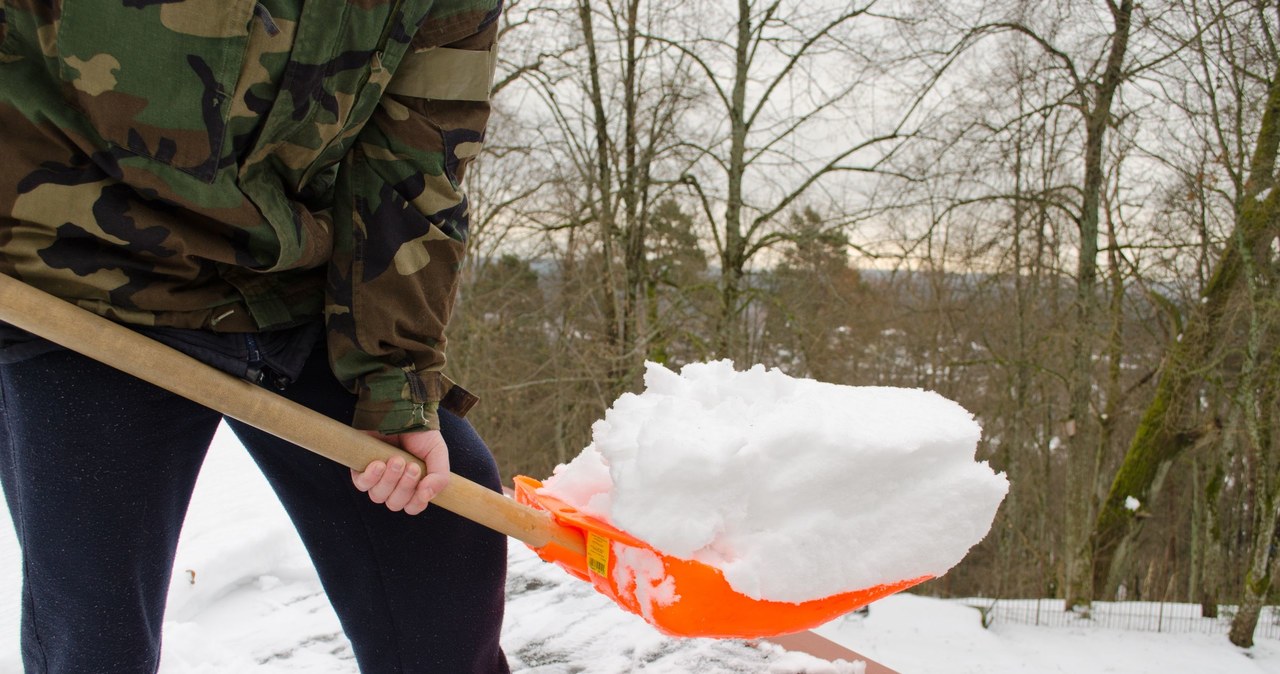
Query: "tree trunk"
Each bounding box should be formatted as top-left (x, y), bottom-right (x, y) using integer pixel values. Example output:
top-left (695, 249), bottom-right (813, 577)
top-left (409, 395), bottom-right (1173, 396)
top-left (1228, 219), bottom-right (1279, 647)
top-left (1230, 395), bottom-right (1280, 647)
top-left (621, 0), bottom-right (644, 373)
top-left (577, 0), bottom-right (623, 373)
top-left (1064, 0), bottom-right (1133, 612)
top-left (1195, 454), bottom-right (1226, 618)
top-left (715, 0), bottom-right (751, 361)
top-left (1229, 434), bottom-right (1279, 647)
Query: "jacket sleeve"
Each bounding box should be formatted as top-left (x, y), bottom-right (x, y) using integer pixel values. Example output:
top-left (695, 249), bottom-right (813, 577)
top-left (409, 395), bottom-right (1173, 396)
top-left (327, 6), bottom-right (500, 434)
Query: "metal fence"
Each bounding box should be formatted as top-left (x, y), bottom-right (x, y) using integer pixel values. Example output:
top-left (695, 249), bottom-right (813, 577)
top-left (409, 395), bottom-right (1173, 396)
top-left (957, 598), bottom-right (1280, 640)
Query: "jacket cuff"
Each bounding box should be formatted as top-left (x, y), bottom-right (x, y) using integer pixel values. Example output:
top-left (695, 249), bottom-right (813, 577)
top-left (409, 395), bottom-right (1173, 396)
top-left (352, 368), bottom-right (445, 434)
top-left (352, 398), bottom-right (440, 435)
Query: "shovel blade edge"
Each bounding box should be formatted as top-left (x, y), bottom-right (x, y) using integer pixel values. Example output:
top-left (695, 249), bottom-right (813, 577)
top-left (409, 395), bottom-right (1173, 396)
top-left (513, 476), bottom-right (929, 638)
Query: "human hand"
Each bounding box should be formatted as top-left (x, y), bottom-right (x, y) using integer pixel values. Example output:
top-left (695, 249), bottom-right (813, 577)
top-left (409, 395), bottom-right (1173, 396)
top-left (351, 429), bottom-right (451, 515)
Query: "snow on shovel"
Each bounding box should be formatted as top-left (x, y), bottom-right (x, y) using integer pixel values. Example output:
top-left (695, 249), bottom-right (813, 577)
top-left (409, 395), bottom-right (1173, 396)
top-left (0, 273), bottom-right (1000, 640)
top-left (515, 358), bottom-right (1008, 639)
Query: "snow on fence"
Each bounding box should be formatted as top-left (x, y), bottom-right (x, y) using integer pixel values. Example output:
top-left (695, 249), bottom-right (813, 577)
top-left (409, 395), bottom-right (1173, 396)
top-left (959, 598), bottom-right (1280, 640)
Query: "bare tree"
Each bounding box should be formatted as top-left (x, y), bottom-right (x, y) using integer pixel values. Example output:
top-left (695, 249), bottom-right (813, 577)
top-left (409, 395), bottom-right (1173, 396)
top-left (908, 0), bottom-right (1141, 609)
top-left (648, 0), bottom-right (940, 362)
top-left (1090, 0), bottom-right (1280, 613)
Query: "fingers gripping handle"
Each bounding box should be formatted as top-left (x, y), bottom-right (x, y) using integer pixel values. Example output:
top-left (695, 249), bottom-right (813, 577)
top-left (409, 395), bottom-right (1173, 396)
top-left (0, 273), bottom-right (585, 556)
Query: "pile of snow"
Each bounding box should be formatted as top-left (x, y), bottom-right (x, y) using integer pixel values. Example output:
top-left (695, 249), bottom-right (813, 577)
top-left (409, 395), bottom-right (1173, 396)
top-left (540, 360), bottom-right (1009, 603)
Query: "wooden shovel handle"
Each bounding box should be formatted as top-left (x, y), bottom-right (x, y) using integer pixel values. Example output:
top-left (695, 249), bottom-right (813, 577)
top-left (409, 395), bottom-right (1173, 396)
top-left (0, 273), bottom-right (585, 557)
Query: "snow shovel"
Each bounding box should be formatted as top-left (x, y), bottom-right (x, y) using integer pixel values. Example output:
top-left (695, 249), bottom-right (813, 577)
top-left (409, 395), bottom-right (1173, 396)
top-left (0, 273), bottom-right (928, 639)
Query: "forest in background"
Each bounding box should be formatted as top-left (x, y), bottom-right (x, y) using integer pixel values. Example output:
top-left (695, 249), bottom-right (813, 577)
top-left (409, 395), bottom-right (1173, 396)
top-left (441, 0), bottom-right (1280, 647)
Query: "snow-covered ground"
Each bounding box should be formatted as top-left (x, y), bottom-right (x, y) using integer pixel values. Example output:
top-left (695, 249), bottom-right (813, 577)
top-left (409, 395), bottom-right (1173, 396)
top-left (2, 423), bottom-right (1280, 673)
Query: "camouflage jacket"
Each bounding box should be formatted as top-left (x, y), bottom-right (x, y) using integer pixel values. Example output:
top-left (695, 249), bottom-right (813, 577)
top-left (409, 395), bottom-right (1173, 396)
top-left (0, 0), bottom-right (500, 433)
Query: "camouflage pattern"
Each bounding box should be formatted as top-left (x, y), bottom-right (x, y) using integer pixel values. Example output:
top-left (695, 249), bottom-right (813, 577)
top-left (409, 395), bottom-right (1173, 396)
top-left (0, 0), bottom-right (501, 433)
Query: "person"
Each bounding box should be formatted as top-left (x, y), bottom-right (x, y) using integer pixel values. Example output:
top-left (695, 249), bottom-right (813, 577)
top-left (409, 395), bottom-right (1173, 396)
top-left (0, 1), bottom-right (509, 672)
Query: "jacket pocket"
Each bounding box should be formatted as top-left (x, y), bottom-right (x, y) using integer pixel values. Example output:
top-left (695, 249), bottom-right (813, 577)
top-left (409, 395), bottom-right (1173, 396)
top-left (55, 0), bottom-right (255, 183)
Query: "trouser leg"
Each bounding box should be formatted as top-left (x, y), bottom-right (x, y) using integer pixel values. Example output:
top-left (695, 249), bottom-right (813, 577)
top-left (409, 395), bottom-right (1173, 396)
top-left (225, 345), bottom-right (509, 674)
top-left (0, 351), bottom-right (222, 674)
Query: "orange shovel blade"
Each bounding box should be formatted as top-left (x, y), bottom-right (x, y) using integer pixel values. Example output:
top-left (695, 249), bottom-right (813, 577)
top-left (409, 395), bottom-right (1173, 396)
top-left (513, 476), bottom-right (930, 639)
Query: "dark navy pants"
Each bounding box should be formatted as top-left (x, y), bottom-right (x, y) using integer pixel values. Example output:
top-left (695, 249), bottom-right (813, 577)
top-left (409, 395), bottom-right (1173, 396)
top-left (0, 345), bottom-right (509, 673)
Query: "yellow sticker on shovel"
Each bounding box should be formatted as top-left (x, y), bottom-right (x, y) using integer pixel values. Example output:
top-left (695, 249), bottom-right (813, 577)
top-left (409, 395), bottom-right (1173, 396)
top-left (587, 532), bottom-right (610, 577)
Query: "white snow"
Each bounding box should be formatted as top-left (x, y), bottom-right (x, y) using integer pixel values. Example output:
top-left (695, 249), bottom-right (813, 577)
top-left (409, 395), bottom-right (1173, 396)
top-left (2, 423), bottom-right (1280, 672)
top-left (540, 360), bottom-right (1009, 603)
top-left (1126, 496), bottom-right (1141, 511)
top-left (612, 546), bottom-right (679, 621)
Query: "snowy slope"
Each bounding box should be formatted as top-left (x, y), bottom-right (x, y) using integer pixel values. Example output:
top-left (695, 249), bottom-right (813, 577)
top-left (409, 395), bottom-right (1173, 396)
top-left (2, 423), bottom-right (1280, 673)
